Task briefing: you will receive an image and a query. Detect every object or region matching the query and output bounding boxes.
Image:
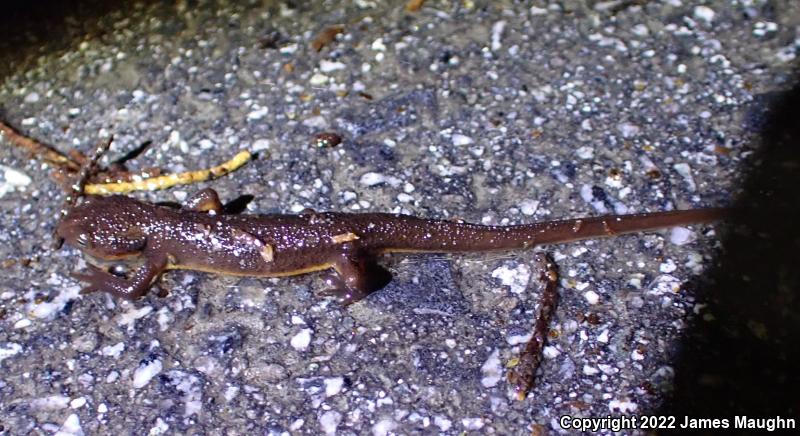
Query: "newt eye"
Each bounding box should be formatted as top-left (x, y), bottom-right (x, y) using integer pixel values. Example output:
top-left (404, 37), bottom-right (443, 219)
top-left (76, 233), bottom-right (89, 247)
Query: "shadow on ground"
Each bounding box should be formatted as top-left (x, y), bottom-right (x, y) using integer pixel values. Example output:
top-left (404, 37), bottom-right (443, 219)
top-left (0, 0), bottom-right (161, 80)
top-left (658, 75), bottom-right (800, 421)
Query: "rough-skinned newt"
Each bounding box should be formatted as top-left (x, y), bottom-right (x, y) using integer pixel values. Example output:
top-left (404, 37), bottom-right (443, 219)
top-left (56, 188), bottom-right (725, 303)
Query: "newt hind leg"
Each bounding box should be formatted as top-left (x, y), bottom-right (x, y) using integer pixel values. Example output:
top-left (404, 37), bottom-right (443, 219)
top-left (320, 251), bottom-right (392, 305)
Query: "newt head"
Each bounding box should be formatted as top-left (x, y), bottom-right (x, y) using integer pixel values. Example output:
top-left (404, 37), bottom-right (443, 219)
top-left (56, 195), bottom-right (149, 260)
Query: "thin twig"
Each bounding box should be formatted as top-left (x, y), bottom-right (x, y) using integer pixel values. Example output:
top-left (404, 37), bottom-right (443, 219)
top-left (0, 120), bottom-right (82, 171)
top-left (1, 119), bottom-right (253, 195)
top-left (52, 136), bottom-right (113, 249)
top-left (83, 150), bottom-right (252, 195)
top-left (507, 252), bottom-right (559, 400)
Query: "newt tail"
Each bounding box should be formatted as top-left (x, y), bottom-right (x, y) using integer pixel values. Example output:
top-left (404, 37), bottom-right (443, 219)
top-left (365, 208), bottom-right (725, 253)
top-left (56, 188), bottom-right (726, 304)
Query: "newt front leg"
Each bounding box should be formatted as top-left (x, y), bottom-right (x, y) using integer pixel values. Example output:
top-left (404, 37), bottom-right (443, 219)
top-left (74, 253), bottom-right (167, 300)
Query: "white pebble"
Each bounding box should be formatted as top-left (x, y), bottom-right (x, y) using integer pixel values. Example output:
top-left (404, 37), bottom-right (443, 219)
top-left (172, 191), bottom-right (187, 202)
top-left (116, 306), bottom-right (153, 330)
top-left (101, 342), bottom-right (125, 358)
top-left (490, 20), bottom-right (506, 51)
top-left (372, 418), bottom-right (397, 436)
top-left (598, 363), bottom-right (616, 374)
top-left (290, 328), bottom-right (312, 351)
top-left (693, 5), bottom-right (715, 24)
top-left (324, 377), bottom-right (344, 396)
top-left (451, 133), bottom-right (474, 146)
top-left (319, 411), bottom-right (342, 436)
top-left (279, 43), bottom-right (298, 55)
top-left (132, 359), bottom-right (162, 388)
top-left (13, 319), bottom-right (31, 329)
top-left (148, 418), bottom-right (169, 435)
top-left (572, 246), bottom-right (588, 258)
top-left (648, 274), bottom-right (681, 296)
top-left (309, 73), bottom-right (329, 86)
top-left (631, 24), bottom-right (649, 36)
top-left (252, 139), bottom-right (271, 152)
top-left (0, 343), bottom-right (22, 363)
top-left (247, 106), bottom-right (269, 121)
top-left (435, 416), bottom-right (452, 431)
top-left (584, 290), bottom-right (600, 305)
top-left (360, 172), bottom-right (386, 186)
top-left (480, 349), bottom-right (502, 388)
top-left (617, 122), bottom-right (640, 138)
top-left (543, 346), bottom-right (561, 359)
top-left (669, 227), bottom-right (694, 246)
top-left (673, 163), bottom-right (696, 192)
top-left (397, 193), bottom-right (413, 203)
top-left (609, 399), bottom-right (638, 413)
top-left (659, 259), bottom-right (677, 273)
top-left (519, 199), bottom-right (539, 216)
top-left (24, 92), bottom-right (40, 103)
top-left (371, 38), bottom-right (386, 51)
top-left (530, 6), bottom-right (547, 15)
top-left (2, 166), bottom-right (32, 187)
top-left (224, 386), bottom-right (239, 402)
top-left (461, 418), bottom-right (485, 430)
top-left (57, 414), bottom-right (83, 436)
top-left (491, 263), bottom-right (531, 295)
top-left (319, 60), bottom-right (346, 72)
top-left (576, 146), bottom-right (594, 159)
top-left (605, 175), bottom-right (623, 189)
top-left (583, 365), bottom-right (600, 376)
top-left (507, 333), bottom-right (531, 345)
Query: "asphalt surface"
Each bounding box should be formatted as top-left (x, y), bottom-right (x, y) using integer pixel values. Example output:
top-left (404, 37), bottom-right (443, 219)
top-left (1, 1), bottom-right (799, 434)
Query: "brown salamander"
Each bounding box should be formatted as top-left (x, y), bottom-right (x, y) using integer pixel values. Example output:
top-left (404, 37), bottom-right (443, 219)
top-left (56, 188), bottom-right (726, 303)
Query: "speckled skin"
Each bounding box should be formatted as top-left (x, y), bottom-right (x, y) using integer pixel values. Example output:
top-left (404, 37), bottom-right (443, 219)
top-left (56, 189), bottom-right (725, 303)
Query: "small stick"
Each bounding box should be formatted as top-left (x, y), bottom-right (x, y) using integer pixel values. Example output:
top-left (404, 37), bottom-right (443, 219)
top-left (0, 120), bottom-right (82, 171)
top-left (1, 121), bottom-right (252, 195)
top-left (507, 252), bottom-right (559, 400)
top-left (52, 136), bottom-right (113, 249)
top-left (84, 151), bottom-right (252, 195)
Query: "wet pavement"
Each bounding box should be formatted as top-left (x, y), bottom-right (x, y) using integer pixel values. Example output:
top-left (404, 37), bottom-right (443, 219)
top-left (1, 1), bottom-right (798, 434)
